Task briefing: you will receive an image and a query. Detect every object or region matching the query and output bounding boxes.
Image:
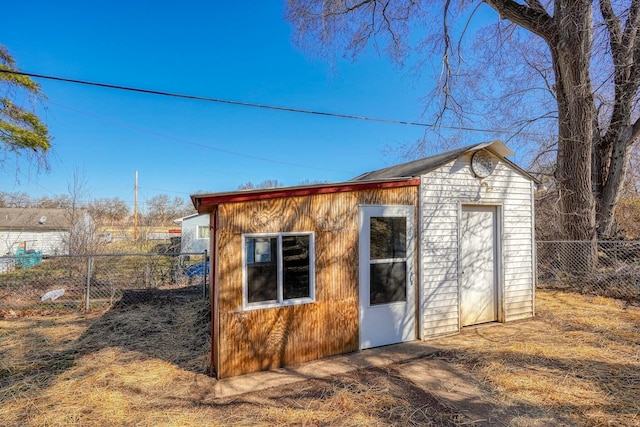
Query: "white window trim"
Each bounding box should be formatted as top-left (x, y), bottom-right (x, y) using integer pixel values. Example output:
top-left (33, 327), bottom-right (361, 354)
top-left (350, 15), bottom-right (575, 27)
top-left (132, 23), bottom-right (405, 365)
top-left (242, 232), bottom-right (315, 310)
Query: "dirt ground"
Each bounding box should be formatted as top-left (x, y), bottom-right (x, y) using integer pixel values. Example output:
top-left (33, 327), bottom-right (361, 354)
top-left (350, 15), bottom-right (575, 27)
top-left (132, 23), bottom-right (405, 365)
top-left (1, 289), bottom-right (639, 426)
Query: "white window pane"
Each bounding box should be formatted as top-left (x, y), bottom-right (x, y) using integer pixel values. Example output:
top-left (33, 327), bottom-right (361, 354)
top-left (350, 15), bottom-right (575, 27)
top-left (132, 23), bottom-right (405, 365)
top-left (197, 226), bottom-right (210, 239)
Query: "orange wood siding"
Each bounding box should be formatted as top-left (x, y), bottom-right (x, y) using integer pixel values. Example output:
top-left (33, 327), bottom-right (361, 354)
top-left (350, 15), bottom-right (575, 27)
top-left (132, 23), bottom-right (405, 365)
top-left (214, 186), bottom-right (417, 378)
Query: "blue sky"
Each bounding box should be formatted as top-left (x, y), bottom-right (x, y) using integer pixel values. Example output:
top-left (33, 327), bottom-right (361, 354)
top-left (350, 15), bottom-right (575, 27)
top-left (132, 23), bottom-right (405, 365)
top-left (2, 1), bottom-right (499, 212)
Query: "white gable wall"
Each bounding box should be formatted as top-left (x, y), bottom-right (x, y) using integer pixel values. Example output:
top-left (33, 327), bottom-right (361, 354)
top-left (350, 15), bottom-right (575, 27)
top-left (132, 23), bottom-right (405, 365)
top-left (180, 214), bottom-right (210, 253)
top-left (419, 151), bottom-right (535, 338)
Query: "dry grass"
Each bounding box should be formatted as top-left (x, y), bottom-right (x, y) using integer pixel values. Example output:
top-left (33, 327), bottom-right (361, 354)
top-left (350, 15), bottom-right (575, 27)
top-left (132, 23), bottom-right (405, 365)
top-left (433, 290), bottom-right (640, 426)
top-left (1, 290), bottom-right (639, 426)
top-left (0, 300), bottom-right (462, 426)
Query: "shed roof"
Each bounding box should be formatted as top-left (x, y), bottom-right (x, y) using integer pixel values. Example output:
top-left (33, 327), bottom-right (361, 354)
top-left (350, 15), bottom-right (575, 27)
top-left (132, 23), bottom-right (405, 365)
top-left (192, 178), bottom-right (420, 212)
top-left (351, 140), bottom-right (537, 183)
top-left (173, 213), bottom-right (200, 224)
top-left (192, 140), bottom-right (538, 212)
top-left (0, 208), bottom-right (72, 231)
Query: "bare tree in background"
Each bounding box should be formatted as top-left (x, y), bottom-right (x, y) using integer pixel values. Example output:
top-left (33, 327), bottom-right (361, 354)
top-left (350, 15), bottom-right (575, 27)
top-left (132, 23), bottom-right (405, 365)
top-left (237, 179), bottom-right (284, 190)
top-left (87, 197), bottom-right (130, 225)
top-left (0, 191), bottom-right (30, 207)
top-left (286, 1), bottom-right (640, 258)
top-left (65, 168), bottom-right (95, 254)
top-left (145, 194), bottom-right (194, 226)
top-left (33, 194), bottom-right (72, 209)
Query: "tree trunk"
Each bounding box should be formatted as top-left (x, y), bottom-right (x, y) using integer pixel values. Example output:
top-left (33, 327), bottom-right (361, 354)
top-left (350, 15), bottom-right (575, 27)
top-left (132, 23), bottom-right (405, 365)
top-left (487, 0), bottom-right (598, 245)
top-left (595, 134), bottom-right (632, 237)
top-left (549, 1), bottom-right (598, 271)
top-left (593, 0), bottom-right (640, 238)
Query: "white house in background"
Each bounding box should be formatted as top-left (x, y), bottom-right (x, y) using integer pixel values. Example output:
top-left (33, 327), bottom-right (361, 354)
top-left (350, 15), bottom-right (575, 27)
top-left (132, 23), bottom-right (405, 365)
top-left (177, 213), bottom-right (210, 253)
top-left (0, 208), bottom-right (94, 256)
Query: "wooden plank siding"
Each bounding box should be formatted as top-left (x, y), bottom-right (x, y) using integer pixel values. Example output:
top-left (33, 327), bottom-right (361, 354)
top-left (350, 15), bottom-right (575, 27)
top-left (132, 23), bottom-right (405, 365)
top-left (419, 152), bottom-right (535, 338)
top-left (214, 186), bottom-right (418, 378)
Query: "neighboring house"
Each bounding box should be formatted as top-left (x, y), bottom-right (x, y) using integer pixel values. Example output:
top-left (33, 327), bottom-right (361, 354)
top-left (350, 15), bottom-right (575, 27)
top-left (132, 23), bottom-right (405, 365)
top-left (177, 213), bottom-right (210, 253)
top-left (0, 208), bottom-right (94, 256)
top-left (191, 140), bottom-right (539, 379)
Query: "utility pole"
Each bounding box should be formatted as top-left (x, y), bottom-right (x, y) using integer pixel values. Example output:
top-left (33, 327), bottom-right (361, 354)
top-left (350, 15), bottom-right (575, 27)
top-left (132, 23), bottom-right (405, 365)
top-left (134, 170), bottom-right (138, 240)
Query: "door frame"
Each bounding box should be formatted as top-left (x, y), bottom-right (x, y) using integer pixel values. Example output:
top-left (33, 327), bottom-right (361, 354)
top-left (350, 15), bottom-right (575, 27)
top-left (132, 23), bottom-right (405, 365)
top-left (358, 204), bottom-right (417, 350)
top-left (457, 203), bottom-right (504, 328)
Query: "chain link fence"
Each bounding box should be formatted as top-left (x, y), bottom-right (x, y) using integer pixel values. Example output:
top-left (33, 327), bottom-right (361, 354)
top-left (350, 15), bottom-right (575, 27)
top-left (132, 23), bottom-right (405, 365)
top-left (537, 240), bottom-right (640, 301)
top-left (4, 241), bottom-right (639, 317)
top-left (0, 252), bottom-right (208, 316)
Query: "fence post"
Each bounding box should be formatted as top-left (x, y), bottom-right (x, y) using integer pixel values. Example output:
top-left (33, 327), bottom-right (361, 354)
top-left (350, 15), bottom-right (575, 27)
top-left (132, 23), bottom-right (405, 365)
top-left (202, 250), bottom-right (208, 300)
top-left (85, 255), bottom-right (93, 312)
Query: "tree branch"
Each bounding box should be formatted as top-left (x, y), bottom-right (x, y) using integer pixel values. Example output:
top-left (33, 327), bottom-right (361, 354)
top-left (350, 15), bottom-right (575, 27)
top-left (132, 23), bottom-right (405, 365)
top-left (600, 0), bottom-right (622, 48)
top-left (381, 0), bottom-right (402, 56)
top-left (621, 0), bottom-right (640, 53)
top-left (485, 0), bottom-right (554, 41)
top-left (457, 2), bottom-right (483, 62)
top-left (630, 116), bottom-right (640, 146)
top-left (321, 0), bottom-right (374, 17)
top-left (626, 0), bottom-right (640, 82)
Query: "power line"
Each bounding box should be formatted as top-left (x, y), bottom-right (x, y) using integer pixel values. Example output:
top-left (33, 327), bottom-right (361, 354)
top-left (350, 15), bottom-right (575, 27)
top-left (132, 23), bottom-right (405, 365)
top-left (0, 69), bottom-right (547, 136)
top-left (48, 100), bottom-right (355, 174)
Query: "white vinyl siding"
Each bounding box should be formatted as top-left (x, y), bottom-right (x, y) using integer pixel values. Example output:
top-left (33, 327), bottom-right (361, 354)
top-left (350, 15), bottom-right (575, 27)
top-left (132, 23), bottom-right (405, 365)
top-left (419, 151), bottom-right (535, 338)
top-left (0, 231), bottom-right (69, 256)
top-left (180, 214), bottom-right (210, 253)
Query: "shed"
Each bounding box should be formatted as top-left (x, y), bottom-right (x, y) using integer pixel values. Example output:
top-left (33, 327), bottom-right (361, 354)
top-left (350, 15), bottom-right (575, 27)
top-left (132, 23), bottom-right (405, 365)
top-left (192, 140), bottom-right (538, 379)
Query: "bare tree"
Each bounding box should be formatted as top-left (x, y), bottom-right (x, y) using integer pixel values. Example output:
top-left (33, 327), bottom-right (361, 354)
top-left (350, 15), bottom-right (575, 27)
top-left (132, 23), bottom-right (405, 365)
top-left (0, 191), bottom-right (30, 208)
top-left (87, 197), bottom-right (130, 225)
top-left (286, 1), bottom-right (640, 253)
top-left (237, 179), bottom-right (284, 190)
top-left (145, 194), bottom-right (194, 226)
top-left (33, 195), bottom-right (72, 209)
top-left (64, 168), bottom-right (95, 254)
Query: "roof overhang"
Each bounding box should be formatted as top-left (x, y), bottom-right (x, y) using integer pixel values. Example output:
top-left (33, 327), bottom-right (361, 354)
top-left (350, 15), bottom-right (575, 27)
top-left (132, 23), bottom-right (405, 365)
top-left (351, 140), bottom-right (539, 184)
top-left (191, 177), bottom-right (420, 212)
top-left (475, 140), bottom-right (514, 158)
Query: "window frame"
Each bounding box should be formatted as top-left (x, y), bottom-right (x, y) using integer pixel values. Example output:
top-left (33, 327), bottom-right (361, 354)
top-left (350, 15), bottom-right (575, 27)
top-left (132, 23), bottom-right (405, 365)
top-left (196, 225), bottom-right (210, 239)
top-left (242, 232), bottom-right (315, 310)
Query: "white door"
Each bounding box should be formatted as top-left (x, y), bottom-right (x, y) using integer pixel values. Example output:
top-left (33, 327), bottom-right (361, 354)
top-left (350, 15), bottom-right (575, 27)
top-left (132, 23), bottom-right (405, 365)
top-left (359, 205), bottom-right (415, 350)
top-left (460, 205), bottom-right (498, 326)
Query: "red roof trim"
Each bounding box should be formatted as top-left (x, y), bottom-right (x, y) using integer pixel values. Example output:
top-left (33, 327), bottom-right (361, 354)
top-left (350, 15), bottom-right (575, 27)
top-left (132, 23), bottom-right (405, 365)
top-left (195, 178), bottom-right (420, 207)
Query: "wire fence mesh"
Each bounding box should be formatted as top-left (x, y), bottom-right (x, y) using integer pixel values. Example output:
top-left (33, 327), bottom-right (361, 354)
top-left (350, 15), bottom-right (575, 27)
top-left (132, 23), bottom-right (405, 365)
top-left (0, 252), bottom-right (208, 316)
top-left (3, 241), bottom-right (639, 317)
top-left (537, 240), bottom-right (640, 301)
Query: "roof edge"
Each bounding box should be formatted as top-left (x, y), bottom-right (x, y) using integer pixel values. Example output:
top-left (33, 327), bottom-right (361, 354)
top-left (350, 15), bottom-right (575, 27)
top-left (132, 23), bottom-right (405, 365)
top-left (352, 140), bottom-right (532, 182)
top-left (192, 178), bottom-right (420, 211)
top-left (474, 140), bottom-right (514, 157)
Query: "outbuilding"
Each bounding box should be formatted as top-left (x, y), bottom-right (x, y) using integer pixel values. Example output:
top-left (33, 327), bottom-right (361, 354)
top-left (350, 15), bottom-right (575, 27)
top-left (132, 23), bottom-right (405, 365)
top-left (176, 213), bottom-right (210, 253)
top-left (192, 140), bottom-right (538, 379)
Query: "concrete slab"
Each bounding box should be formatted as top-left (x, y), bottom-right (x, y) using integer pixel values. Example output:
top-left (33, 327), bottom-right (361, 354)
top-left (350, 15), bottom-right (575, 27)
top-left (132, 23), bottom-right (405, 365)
top-left (395, 358), bottom-right (505, 426)
top-left (211, 340), bottom-right (441, 399)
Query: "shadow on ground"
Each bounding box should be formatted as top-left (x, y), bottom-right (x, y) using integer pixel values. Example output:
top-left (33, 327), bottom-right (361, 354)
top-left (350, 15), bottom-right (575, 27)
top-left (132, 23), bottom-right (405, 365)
top-left (76, 285), bottom-right (211, 373)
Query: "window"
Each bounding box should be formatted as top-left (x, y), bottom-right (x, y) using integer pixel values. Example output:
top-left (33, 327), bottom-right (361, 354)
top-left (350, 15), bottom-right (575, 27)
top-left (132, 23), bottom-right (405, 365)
top-left (369, 217), bottom-right (407, 305)
top-left (243, 233), bottom-right (314, 309)
top-left (197, 225), bottom-right (210, 239)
